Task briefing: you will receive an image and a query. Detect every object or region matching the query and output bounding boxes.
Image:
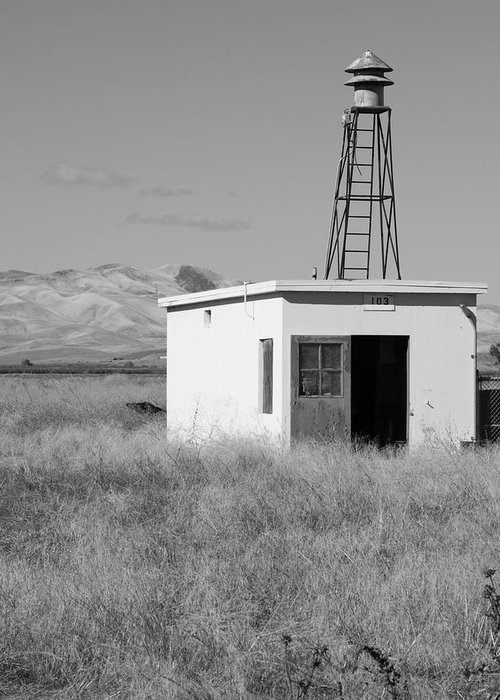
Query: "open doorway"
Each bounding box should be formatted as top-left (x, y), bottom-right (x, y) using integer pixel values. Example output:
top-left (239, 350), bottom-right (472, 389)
top-left (351, 336), bottom-right (408, 446)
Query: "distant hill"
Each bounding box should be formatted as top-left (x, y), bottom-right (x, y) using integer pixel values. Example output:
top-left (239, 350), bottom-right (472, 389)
top-left (477, 304), bottom-right (500, 348)
top-left (477, 303), bottom-right (500, 373)
top-left (0, 266), bottom-right (499, 367)
top-left (0, 263), bottom-right (240, 364)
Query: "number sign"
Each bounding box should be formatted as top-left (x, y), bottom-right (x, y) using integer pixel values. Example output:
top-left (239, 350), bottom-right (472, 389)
top-left (363, 294), bottom-right (395, 311)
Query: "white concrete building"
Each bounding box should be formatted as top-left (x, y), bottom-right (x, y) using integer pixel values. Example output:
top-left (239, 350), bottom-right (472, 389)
top-left (158, 279), bottom-right (487, 448)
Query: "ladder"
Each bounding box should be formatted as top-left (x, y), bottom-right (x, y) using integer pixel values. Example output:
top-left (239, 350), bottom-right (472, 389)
top-left (324, 107), bottom-right (401, 280)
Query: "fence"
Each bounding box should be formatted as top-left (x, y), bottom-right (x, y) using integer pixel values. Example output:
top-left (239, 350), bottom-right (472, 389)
top-left (478, 375), bottom-right (500, 443)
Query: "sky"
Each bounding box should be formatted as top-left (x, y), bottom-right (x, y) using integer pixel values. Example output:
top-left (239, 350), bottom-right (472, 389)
top-left (1, 0), bottom-right (499, 303)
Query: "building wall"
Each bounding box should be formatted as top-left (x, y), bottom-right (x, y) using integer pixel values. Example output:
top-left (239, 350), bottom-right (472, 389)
top-left (281, 291), bottom-right (477, 446)
top-left (165, 290), bottom-right (478, 447)
top-left (166, 295), bottom-right (284, 440)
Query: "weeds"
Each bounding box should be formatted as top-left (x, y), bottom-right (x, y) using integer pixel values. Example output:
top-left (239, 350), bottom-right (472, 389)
top-left (0, 376), bottom-right (500, 697)
top-left (353, 645), bottom-right (408, 699)
top-left (484, 569), bottom-right (500, 644)
top-left (463, 569), bottom-right (500, 696)
top-left (282, 634), bottom-right (334, 698)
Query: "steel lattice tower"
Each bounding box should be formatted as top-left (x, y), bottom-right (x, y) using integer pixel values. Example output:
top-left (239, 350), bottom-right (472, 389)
top-left (324, 51), bottom-right (402, 280)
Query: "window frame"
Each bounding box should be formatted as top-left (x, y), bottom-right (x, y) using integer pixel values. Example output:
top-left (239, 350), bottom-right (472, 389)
top-left (259, 338), bottom-right (274, 414)
top-left (292, 336), bottom-right (346, 399)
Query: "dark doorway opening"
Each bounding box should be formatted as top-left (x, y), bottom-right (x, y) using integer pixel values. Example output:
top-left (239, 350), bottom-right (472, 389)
top-left (351, 336), bottom-right (408, 446)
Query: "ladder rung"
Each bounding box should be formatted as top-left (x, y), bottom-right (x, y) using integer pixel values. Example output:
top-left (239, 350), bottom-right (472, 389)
top-left (355, 146), bottom-right (372, 149)
top-left (349, 215), bottom-right (371, 218)
top-left (338, 195), bottom-right (392, 201)
top-left (356, 128), bottom-right (373, 132)
top-left (354, 163), bottom-right (372, 167)
top-left (346, 232), bottom-right (370, 236)
top-left (344, 267), bottom-right (369, 271)
top-left (344, 250), bottom-right (369, 254)
top-left (351, 180), bottom-right (371, 184)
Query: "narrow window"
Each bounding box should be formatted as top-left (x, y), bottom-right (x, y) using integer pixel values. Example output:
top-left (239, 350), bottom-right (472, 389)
top-left (204, 309), bottom-right (212, 327)
top-left (260, 339), bottom-right (273, 413)
top-left (299, 342), bottom-right (342, 397)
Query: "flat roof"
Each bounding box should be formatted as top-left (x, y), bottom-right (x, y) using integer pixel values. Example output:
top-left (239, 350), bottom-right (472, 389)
top-left (158, 279), bottom-right (488, 309)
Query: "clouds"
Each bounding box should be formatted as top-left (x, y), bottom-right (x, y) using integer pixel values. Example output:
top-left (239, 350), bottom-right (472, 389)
top-left (126, 212), bottom-right (251, 232)
top-left (139, 186), bottom-right (193, 197)
top-left (41, 162), bottom-right (251, 232)
top-left (41, 164), bottom-right (136, 189)
top-left (41, 163), bottom-right (193, 197)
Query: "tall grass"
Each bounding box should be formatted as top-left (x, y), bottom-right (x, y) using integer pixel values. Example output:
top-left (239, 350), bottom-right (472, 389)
top-left (0, 374), bottom-right (165, 435)
top-left (1, 375), bottom-right (500, 697)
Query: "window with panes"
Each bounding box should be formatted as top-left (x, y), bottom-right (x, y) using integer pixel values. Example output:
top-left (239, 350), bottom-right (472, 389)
top-left (299, 342), bottom-right (343, 397)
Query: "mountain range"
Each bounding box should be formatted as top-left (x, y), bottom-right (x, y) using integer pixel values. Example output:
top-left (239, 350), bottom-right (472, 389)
top-left (0, 264), bottom-right (240, 364)
top-left (0, 264), bottom-right (499, 369)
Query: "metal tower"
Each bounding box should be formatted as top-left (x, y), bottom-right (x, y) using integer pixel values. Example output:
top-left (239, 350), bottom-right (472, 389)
top-left (324, 51), bottom-right (402, 280)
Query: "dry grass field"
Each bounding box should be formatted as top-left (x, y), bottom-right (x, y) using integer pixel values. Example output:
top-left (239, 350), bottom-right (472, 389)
top-left (1, 375), bottom-right (500, 698)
